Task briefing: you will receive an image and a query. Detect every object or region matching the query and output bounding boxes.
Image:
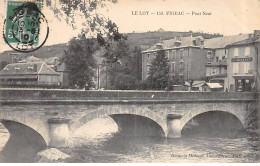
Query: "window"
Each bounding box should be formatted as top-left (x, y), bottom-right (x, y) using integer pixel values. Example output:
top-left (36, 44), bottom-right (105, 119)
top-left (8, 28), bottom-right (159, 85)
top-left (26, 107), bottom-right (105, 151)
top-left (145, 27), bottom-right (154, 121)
top-left (146, 53), bottom-right (150, 60)
top-left (179, 74), bottom-right (184, 84)
top-left (45, 76), bottom-right (52, 82)
top-left (222, 56), bottom-right (226, 61)
top-left (207, 51), bottom-right (213, 63)
top-left (244, 62), bottom-right (250, 74)
top-left (166, 51), bottom-right (169, 59)
top-left (233, 63), bottom-right (239, 74)
top-left (171, 62), bottom-right (175, 72)
top-left (146, 65), bottom-right (150, 73)
top-left (245, 47), bottom-right (250, 56)
top-left (216, 57), bottom-right (219, 62)
top-left (180, 49), bottom-right (184, 59)
top-left (170, 75), bottom-right (175, 80)
top-left (211, 68), bottom-right (216, 75)
top-left (234, 48), bottom-right (239, 57)
top-left (179, 62), bottom-right (184, 70)
top-left (172, 50), bottom-right (176, 60)
top-left (27, 66), bottom-right (33, 70)
top-left (207, 51), bottom-right (212, 56)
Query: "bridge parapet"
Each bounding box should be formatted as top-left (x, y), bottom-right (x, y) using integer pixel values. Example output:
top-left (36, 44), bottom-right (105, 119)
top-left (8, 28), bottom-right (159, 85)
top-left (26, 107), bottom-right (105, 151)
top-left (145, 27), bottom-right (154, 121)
top-left (0, 89), bottom-right (258, 103)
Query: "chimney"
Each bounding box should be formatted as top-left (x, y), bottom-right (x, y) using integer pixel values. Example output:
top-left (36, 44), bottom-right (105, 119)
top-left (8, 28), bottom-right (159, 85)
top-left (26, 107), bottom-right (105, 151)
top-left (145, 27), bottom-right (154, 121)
top-left (189, 30), bottom-right (193, 37)
top-left (175, 35), bottom-right (181, 41)
top-left (159, 37), bottom-right (163, 43)
top-left (33, 64), bottom-right (37, 72)
top-left (196, 37), bottom-right (201, 46)
top-left (54, 66), bottom-right (58, 71)
top-left (254, 30), bottom-right (260, 39)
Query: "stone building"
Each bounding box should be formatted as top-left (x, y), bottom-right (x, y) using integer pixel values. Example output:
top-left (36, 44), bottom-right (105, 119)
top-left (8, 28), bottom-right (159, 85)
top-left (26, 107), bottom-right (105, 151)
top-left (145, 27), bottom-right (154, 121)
top-left (226, 31), bottom-right (260, 92)
top-left (203, 34), bottom-right (250, 89)
top-left (0, 62), bottom-right (61, 88)
top-left (141, 33), bottom-right (257, 91)
top-left (141, 36), bottom-right (209, 85)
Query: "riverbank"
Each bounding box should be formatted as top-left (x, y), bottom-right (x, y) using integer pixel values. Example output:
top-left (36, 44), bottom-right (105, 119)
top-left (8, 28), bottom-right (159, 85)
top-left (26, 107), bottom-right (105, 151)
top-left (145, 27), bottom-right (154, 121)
top-left (35, 148), bottom-right (92, 163)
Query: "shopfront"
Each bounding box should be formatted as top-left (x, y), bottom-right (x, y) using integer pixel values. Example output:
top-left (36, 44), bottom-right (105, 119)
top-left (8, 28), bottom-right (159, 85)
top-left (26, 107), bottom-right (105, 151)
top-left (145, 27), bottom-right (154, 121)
top-left (234, 76), bottom-right (255, 92)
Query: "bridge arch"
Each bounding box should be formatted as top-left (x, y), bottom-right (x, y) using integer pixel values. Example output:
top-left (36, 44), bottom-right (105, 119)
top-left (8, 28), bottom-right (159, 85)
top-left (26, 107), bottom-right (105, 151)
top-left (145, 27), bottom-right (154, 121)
top-left (180, 109), bottom-right (246, 133)
top-left (0, 120), bottom-right (47, 162)
top-left (70, 108), bottom-right (167, 137)
top-left (0, 113), bottom-right (49, 146)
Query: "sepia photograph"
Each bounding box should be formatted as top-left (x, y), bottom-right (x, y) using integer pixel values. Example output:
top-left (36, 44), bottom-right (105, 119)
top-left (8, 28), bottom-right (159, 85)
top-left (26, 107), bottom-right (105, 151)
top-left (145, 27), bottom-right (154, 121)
top-left (0, 0), bottom-right (259, 163)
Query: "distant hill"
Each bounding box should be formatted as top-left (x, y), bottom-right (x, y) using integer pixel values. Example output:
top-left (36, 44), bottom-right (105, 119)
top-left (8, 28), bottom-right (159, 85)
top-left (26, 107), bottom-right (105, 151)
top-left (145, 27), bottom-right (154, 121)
top-left (125, 30), bottom-right (223, 50)
top-left (0, 31), bottom-right (222, 65)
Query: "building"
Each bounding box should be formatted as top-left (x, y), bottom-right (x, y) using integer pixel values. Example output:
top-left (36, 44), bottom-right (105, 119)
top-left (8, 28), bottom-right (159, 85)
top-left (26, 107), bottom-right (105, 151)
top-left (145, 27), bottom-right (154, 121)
top-left (226, 31), bottom-right (260, 92)
top-left (204, 34), bottom-right (250, 89)
top-left (142, 36), bottom-right (209, 86)
top-left (56, 62), bottom-right (69, 89)
top-left (141, 34), bottom-right (250, 87)
top-left (0, 62), bottom-right (61, 88)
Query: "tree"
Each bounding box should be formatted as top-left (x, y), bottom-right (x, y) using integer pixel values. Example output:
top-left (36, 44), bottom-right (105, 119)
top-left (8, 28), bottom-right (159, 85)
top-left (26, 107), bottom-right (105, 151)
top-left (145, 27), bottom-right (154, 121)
top-left (105, 41), bottom-right (132, 89)
top-left (40, 0), bottom-right (126, 46)
top-left (146, 50), bottom-right (171, 90)
top-left (114, 73), bottom-right (136, 90)
top-left (62, 35), bottom-right (99, 89)
top-left (132, 46), bottom-right (143, 81)
top-left (103, 40), bottom-right (141, 90)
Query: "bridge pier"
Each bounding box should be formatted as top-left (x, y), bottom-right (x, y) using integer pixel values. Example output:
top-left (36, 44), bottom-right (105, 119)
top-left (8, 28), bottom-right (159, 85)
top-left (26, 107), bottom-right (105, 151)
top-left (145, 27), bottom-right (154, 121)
top-left (167, 114), bottom-right (182, 138)
top-left (48, 118), bottom-right (70, 148)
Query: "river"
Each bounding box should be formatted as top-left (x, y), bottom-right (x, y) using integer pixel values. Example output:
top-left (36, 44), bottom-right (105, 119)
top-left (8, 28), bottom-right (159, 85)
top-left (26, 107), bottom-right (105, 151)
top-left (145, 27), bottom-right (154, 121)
top-left (0, 117), bottom-right (259, 163)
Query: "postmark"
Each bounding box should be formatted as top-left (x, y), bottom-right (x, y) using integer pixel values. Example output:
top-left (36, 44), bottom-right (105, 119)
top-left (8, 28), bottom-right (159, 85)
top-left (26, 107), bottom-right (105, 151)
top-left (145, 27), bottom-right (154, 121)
top-left (3, 1), bottom-right (49, 53)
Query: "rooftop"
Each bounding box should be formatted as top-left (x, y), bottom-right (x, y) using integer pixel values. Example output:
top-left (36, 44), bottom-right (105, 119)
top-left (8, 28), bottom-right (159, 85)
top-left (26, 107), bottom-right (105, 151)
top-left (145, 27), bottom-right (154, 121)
top-left (204, 34), bottom-right (250, 49)
top-left (143, 36), bottom-right (204, 52)
top-left (226, 36), bottom-right (260, 47)
top-left (26, 55), bottom-right (42, 62)
top-left (45, 57), bottom-right (59, 65)
top-left (143, 34), bottom-right (251, 52)
top-left (0, 62), bottom-right (60, 76)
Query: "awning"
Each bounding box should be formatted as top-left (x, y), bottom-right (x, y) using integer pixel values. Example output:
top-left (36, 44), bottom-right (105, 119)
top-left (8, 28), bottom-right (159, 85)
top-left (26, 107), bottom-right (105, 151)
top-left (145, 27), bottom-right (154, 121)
top-left (184, 81), bottom-right (206, 87)
top-left (203, 83), bottom-right (223, 89)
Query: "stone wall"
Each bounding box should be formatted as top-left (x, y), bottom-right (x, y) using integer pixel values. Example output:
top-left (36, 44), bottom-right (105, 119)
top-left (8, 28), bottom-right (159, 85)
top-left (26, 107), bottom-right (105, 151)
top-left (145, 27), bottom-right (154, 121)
top-left (0, 89), bottom-right (258, 101)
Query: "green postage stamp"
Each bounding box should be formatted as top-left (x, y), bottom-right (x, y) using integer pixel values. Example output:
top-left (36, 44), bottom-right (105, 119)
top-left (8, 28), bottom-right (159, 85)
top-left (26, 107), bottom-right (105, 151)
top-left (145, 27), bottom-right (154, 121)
top-left (4, 0), bottom-right (48, 52)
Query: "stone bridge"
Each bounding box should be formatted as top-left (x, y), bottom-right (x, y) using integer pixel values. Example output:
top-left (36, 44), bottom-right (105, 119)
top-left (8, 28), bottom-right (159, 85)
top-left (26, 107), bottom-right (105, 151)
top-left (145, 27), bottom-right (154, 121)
top-left (0, 89), bottom-right (258, 150)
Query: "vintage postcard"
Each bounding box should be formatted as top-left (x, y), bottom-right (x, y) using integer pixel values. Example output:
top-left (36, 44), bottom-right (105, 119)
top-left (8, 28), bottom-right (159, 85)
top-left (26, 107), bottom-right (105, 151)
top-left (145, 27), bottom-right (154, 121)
top-left (0, 0), bottom-right (259, 163)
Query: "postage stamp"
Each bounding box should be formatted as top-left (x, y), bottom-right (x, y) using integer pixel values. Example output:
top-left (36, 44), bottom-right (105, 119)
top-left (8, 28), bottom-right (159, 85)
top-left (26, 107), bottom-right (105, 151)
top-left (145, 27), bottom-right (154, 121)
top-left (3, 1), bottom-right (49, 52)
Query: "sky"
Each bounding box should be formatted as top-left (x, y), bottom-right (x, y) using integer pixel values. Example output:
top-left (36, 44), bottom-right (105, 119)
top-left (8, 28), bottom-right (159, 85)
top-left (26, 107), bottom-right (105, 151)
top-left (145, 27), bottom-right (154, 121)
top-left (0, 0), bottom-right (260, 52)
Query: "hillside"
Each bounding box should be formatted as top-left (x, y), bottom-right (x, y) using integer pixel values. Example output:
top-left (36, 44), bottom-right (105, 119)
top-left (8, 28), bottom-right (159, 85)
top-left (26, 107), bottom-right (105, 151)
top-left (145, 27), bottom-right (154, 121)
top-left (125, 31), bottom-right (223, 50)
top-left (0, 30), bottom-right (222, 65)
